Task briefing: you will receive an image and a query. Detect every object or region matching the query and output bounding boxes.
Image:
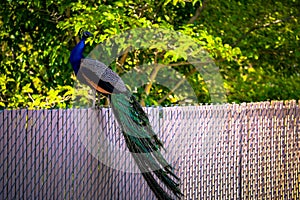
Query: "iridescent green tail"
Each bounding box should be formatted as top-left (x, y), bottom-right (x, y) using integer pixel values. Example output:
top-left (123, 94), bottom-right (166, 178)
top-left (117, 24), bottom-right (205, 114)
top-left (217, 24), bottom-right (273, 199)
top-left (110, 93), bottom-right (183, 199)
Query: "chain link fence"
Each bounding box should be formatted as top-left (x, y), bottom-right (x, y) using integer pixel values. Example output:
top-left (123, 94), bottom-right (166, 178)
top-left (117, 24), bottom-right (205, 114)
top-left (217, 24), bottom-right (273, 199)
top-left (0, 101), bottom-right (299, 199)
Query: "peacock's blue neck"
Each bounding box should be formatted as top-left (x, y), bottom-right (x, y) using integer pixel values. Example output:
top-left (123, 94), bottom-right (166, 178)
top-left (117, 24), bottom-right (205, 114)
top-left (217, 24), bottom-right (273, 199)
top-left (70, 38), bottom-right (86, 75)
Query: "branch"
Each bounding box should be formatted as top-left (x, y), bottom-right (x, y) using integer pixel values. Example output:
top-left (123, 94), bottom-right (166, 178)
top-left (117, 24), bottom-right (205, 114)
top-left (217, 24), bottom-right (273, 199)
top-left (140, 51), bottom-right (162, 106)
top-left (138, 55), bottom-right (220, 105)
top-left (117, 46), bottom-right (130, 73)
top-left (164, 60), bottom-right (214, 67)
top-left (188, 0), bottom-right (208, 24)
top-left (157, 68), bottom-right (198, 104)
top-left (157, 78), bottom-right (186, 104)
top-left (232, 14), bottom-right (300, 47)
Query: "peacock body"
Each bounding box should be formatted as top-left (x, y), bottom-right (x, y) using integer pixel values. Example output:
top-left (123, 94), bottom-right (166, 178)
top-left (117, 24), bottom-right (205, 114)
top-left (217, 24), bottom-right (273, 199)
top-left (69, 31), bottom-right (183, 199)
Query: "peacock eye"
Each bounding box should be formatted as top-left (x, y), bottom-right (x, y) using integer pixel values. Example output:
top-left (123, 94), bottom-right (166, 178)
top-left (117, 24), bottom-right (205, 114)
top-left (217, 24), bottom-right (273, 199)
top-left (82, 31), bottom-right (93, 38)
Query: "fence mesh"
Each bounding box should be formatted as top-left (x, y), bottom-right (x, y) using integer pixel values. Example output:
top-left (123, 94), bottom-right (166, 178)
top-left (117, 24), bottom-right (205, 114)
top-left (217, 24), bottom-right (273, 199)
top-left (0, 101), bottom-right (299, 199)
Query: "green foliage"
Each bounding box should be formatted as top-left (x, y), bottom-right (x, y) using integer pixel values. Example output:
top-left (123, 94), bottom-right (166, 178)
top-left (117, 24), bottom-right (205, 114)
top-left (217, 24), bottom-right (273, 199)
top-left (1, 0), bottom-right (299, 108)
top-left (198, 0), bottom-right (300, 102)
top-left (0, 0), bottom-right (74, 108)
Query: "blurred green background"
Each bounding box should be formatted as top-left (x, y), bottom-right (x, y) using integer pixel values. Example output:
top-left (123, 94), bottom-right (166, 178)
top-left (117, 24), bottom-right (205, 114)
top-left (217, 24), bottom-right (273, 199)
top-left (1, 0), bottom-right (299, 108)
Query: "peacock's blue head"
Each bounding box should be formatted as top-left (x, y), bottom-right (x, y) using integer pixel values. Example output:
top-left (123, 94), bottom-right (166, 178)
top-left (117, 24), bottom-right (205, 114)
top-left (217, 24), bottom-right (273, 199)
top-left (70, 30), bottom-right (93, 74)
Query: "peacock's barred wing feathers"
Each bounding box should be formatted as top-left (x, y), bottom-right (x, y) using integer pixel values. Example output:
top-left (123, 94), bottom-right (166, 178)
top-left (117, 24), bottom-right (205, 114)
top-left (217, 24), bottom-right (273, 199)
top-left (79, 58), bottom-right (127, 94)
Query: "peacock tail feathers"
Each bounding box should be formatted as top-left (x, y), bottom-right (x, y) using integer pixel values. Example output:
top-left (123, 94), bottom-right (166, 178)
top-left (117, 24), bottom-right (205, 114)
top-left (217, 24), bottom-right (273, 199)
top-left (110, 93), bottom-right (183, 199)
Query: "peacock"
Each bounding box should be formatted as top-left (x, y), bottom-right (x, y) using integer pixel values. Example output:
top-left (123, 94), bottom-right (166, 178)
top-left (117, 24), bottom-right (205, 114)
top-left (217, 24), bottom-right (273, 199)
top-left (69, 31), bottom-right (183, 199)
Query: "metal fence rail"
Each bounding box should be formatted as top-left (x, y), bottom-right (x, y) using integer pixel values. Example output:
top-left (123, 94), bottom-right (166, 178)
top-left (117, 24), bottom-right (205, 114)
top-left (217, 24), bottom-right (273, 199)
top-left (0, 101), bottom-right (299, 199)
